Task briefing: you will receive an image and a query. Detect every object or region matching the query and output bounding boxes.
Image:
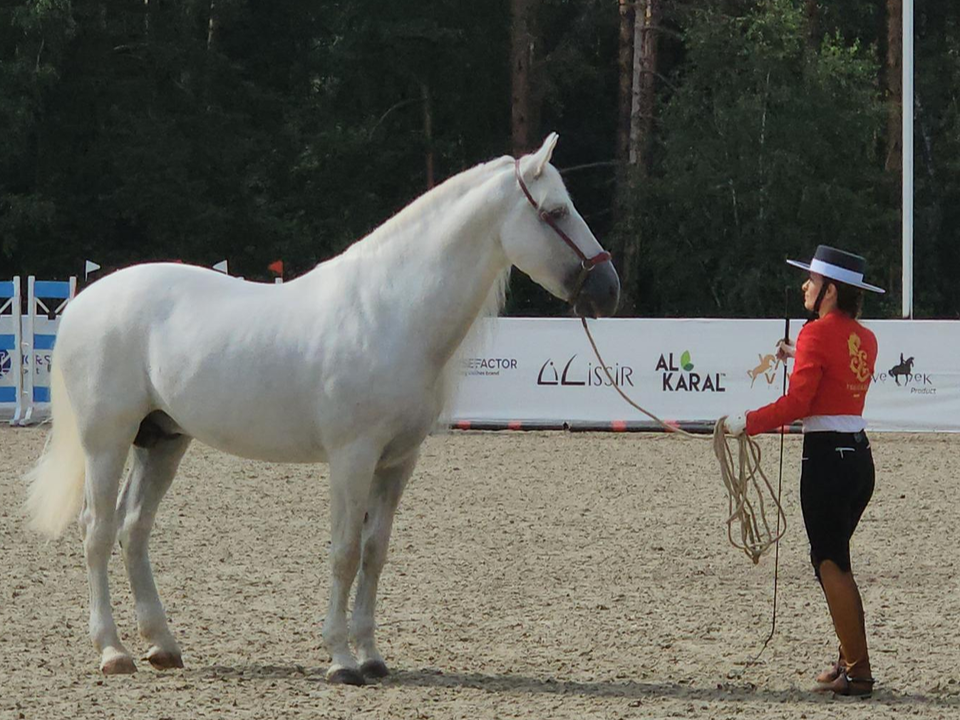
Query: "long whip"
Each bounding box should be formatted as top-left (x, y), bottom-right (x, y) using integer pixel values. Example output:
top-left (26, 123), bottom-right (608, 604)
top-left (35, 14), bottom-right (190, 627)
top-left (734, 290), bottom-right (791, 673)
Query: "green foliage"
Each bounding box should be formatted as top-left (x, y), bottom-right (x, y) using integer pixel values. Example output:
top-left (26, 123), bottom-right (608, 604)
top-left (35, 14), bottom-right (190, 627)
top-left (632, 0), bottom-right (896, 317)
top-left (0, 0), bottom-right (75, 263)
top-left (0, 0), bottom-right (957, 318)
top-left (911, 1), bottom-right (960, 317)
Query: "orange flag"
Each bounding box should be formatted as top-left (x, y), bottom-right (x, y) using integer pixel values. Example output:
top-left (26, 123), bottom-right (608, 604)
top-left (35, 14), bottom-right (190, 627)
top-left (268, 260), bottom-right (284, 276)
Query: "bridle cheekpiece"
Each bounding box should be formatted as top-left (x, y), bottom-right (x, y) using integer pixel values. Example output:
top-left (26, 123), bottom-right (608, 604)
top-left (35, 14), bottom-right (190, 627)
top-left (514, 159), bottom-right (612, 299)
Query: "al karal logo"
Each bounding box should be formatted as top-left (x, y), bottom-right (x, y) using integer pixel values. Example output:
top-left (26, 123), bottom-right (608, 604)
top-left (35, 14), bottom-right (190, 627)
top-left (656, 350), bottom-right (726, 392)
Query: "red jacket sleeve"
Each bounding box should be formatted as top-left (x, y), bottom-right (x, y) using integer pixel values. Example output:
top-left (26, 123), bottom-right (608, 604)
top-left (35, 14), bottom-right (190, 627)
top-left (745, 322), bottom-right (824, 435)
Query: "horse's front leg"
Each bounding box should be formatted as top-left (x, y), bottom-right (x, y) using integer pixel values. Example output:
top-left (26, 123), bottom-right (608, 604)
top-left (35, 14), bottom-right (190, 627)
top-left (351, 453), bottom-right (417, 679)
top-left (322, 444), bottom-right (379, 685)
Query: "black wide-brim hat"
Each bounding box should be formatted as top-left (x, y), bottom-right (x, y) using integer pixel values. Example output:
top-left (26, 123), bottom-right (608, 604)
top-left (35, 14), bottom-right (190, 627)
top-left (786, 245), bottom-right (885, 294)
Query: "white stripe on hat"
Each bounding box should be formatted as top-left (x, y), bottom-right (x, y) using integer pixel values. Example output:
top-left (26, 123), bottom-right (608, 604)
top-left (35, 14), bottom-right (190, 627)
top-left (809, 258), bottom-right (864, 286)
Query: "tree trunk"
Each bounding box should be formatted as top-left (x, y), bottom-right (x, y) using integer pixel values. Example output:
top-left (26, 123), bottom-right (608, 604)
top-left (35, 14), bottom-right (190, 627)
top-left (617, 0), bottom-right (635, 164)
top-left (510, 0), bottom-right (537, 156)
top-left (630, 0), bottom-right (659, 171)
top-left (885, 0), bottom-right (902, 173)
top-left (614, 0), bottom-right (660, 316)
top-left (804, 0), bottom-right (819, 48)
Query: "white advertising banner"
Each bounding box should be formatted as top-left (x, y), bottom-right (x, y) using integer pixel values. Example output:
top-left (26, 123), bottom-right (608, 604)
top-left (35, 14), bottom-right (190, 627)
top-left (450, 318), bottom-right (960, 433)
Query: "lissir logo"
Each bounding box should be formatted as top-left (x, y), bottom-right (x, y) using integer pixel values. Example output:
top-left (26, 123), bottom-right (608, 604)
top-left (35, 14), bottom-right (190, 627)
top-left (537, 355), bottom-right (635, 387)
top-left (656, 351), bottom-right (726, 392)
top-left (874, 352), bottom-right (935, 395)
top-left (0, 349), bottom-right (11, 379)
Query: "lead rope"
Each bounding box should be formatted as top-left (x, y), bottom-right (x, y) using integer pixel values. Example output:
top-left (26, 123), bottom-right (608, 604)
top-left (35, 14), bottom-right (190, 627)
top-left (579, 316), bottom-right (787, 565)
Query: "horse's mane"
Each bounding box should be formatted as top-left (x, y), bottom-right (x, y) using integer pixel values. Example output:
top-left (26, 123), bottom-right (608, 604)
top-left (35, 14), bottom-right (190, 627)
top-left (353, 156), bottom-right (514, 255)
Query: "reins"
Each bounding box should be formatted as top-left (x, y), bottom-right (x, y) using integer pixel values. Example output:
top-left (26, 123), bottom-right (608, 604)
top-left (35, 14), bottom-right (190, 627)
top-left (580, 316), bottom-right (788, 674)
top-left (578, 317), bottom-right (787, 566)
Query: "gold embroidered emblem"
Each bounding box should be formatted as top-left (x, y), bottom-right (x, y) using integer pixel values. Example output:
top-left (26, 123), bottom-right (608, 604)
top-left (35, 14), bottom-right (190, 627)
top-left (848, 333), bottom-right (870, 382)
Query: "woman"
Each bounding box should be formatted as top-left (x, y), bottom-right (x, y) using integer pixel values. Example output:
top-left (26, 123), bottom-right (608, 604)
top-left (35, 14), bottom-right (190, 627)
top-left (723, 245), bottom-right (884, 697)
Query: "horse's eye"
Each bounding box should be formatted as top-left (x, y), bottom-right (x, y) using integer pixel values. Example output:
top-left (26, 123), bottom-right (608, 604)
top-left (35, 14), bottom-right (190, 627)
top-left (546, 206), bottom-right (568, 220)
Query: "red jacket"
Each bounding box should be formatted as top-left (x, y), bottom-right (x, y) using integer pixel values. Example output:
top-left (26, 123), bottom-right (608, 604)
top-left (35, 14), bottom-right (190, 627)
top-left (746, 311), bottom-right (877, 435)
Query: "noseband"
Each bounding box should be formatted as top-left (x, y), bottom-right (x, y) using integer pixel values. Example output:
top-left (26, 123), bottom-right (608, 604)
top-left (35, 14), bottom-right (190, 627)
top-left (515, 159), bottom-right (612, 300)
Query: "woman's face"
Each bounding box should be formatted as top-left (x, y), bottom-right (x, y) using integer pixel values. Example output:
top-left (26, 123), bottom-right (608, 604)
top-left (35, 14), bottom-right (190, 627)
top-left (803, 272), bottom-right (824, 312)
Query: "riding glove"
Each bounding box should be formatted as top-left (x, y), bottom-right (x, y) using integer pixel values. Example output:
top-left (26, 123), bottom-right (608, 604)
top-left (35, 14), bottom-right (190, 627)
top-left (723, 413), bottom-right (747, 436)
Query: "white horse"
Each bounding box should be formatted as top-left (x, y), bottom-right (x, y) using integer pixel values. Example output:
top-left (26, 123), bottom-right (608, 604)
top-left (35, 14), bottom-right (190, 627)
top-left (26, 134), bottom-right (619, 684)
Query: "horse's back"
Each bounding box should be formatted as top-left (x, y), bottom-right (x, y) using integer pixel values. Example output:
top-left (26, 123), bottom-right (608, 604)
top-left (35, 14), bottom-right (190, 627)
top-left (59, 263), bottom-right (263, 366)
top-left (68, 263), bottom-right (267, 315)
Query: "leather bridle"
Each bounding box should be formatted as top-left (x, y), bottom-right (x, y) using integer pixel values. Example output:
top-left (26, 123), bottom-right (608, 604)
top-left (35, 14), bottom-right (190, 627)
top-left (514, 158), bottom-right (612, 300)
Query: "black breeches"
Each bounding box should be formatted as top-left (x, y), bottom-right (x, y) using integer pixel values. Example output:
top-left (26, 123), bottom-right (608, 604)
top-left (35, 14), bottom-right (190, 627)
top-left (800, 431), bottom-right (875, 577)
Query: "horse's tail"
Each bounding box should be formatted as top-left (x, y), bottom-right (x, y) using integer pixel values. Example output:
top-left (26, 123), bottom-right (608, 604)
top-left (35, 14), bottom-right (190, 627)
top-left (24, 359), bottom-right (87, 538)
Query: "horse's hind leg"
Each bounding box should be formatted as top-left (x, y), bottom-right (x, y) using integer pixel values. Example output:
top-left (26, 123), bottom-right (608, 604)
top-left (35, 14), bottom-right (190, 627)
top-left (117, 434), bottom-right (191, 670)
top-left (322, 443), bottom-right (379, 685)
top-left (351, 453), bottom-right (417, 679)
top-left (81, 443), bottom-right (137, 674)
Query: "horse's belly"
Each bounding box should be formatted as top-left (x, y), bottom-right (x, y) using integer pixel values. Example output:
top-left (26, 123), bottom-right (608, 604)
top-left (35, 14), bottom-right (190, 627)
top-left (160, 385), bottom-right (328, 463)
top-left (189, 422), bottom-right (327, 464)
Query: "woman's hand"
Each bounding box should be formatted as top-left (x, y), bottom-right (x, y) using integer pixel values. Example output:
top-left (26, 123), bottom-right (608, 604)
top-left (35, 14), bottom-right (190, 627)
top-left (723, 413), bottom-right (747, 436)
top-left (776, 339), bottom-right (796, 361)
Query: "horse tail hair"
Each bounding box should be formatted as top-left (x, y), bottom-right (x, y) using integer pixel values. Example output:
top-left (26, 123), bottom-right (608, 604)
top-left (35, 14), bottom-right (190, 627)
top-left (24, 359), bottom-right (87, 538)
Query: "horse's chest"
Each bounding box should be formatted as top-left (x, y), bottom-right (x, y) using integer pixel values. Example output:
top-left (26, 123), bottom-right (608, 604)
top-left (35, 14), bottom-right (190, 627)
top-left (375, 395), bottom-right (442, 465)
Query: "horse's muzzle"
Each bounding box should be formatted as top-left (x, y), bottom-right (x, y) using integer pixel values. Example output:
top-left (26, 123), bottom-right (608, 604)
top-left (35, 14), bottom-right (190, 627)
top-left (573, 261), bottom-right (620, 318)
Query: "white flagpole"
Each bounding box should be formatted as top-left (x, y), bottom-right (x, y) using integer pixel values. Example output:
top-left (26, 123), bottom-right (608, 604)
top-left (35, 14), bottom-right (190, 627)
top-left (902, 0), bottom-right (914, 318)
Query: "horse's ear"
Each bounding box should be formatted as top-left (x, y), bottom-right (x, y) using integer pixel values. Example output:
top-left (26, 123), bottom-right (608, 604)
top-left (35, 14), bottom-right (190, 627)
top-left (530, 132), bottom-right (559, 178)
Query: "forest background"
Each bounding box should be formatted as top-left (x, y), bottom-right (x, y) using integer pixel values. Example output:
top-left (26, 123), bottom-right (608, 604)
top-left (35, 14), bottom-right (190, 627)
top-left (1, 0), bottom-right (956, 318)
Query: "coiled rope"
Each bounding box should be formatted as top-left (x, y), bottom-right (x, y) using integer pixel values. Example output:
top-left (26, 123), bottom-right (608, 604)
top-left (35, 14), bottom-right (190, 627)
top-left (579, 317), bottom-right (786, 564)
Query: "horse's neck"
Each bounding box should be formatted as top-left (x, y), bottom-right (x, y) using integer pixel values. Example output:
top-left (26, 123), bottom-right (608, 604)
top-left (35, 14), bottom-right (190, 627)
top-left (328, 163), bottom-right (512, 369)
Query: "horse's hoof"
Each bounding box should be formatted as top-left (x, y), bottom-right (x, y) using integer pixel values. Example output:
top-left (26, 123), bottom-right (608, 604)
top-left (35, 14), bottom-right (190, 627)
top-left (360, 659), bottom-right (389, 679)
top-left (101, 654), bottom-right (137, 675)
top-left (146, 649), bottom-right (184, 670)
top-left (327, 667), bottom-right (366, 686)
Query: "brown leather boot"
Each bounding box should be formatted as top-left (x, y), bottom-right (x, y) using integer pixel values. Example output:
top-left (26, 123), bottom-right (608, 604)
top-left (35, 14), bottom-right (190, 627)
top-left (817, 561), bottom-right (874, 695)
